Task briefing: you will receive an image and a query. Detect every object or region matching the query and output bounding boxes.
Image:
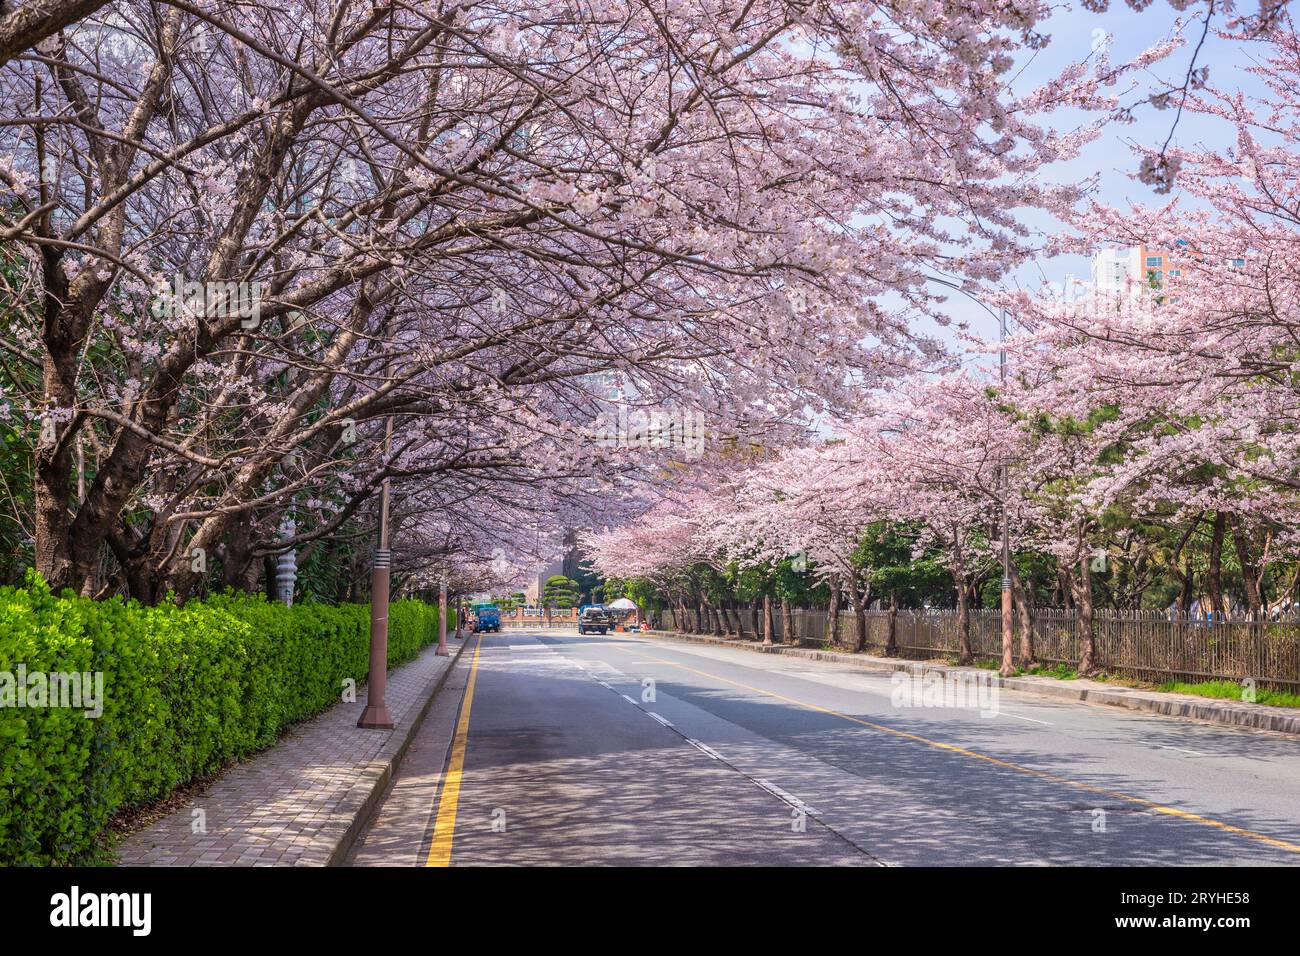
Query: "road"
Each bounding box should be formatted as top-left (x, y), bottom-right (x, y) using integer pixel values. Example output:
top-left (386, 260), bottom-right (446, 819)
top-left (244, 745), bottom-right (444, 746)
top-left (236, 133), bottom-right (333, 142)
top-left (347, 629), bottom-right (1300, 866)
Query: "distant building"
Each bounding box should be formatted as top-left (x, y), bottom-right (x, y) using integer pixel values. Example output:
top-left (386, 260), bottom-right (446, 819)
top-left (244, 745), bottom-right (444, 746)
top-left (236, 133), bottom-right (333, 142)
top-left (521, 532), bottom-right (588, 605)
top-left (1091, 241), bottom-right (1246, 306)
top-left (1091, 243), bottom-right (1181, 299)
top-left (1091, 246), bottom-right (1139, 297)
top-left (523, 558), bottom-right (565, 604)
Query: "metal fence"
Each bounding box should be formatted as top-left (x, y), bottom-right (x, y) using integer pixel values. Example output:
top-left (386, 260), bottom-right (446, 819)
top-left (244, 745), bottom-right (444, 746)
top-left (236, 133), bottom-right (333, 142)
top-left (661, 606), bottom-right (1300, 690)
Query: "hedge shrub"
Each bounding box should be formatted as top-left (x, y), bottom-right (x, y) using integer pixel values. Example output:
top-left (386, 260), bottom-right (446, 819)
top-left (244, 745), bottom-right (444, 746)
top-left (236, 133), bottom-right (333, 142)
top-left (0, 573), bottom-right (452, 865)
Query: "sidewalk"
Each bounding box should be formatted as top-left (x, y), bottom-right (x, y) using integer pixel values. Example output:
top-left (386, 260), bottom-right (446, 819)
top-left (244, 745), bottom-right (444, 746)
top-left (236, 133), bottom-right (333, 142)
top-left (641, 629), bottom-right (1300, 737)
top-left (116, 634), bottom-right (469, 867)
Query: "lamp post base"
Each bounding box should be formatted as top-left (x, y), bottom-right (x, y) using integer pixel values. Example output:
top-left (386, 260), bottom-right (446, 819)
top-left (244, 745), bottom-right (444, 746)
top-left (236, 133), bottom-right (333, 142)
top-left (357, 704), bottom-right (394, 729)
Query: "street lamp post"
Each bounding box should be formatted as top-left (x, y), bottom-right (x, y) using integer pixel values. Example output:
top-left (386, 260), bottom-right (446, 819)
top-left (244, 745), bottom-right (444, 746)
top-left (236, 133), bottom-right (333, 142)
top-left (436, 574), bottom-right (450, 656)
top-left (928, 274), bottom-right (1016, 675)
top-left (359, 417), bottom-right (395, 729)
top-left (999, 308), bottom-right (1015, 677)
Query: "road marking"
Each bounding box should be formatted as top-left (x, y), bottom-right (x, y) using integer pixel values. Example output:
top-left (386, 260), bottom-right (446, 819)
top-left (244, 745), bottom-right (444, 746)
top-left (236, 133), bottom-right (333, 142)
top-left (647, 712), bottom-right (673, 727)
top-left (1159, 745), bottom-right (1208, 757)
top-left (756, 778), bottom-right (821, 815)
top-left (685, 738), bottom-right (724, 760)
top-left (625, 647), bottom-right (1300, 855)
top-left (621, 694), bottom-right (638, 705)
top-left (425, 639), bottom-right (483, 867)
top-left (1001, 711), bottom-right (1053, 725)
top-left (595, 679), bottom-right (613, 689)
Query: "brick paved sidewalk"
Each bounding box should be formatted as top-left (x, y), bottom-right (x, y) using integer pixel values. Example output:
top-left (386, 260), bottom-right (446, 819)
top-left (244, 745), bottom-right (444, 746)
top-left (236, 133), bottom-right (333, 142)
top-left (117, 634), bottom-right (470, 867)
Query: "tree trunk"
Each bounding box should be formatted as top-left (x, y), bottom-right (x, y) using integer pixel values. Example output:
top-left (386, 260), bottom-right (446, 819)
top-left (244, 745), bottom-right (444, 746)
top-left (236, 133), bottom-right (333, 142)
top-left (826, 576), bottom-right (841, 645)
top-left (1206, 511), bottom-right (1227, 618)
top-left (263, 555), bottom-right (278, 602)
top-left (1008, 562), bottom-right (1036, 668)
top-left (847, 576), bottom-right (867, 653)
top-left (885, 589), bottom-right (898, 657)
top-left (780, 598), bottom-right (794, 645)
top-left (1174, 554), bottom-right (1194, 613)
top-left (1230, 515), bottom-right (1264, 618)
top-left (955, 573), bottom-right (973, 665)
top-left (1076, 553), bottom-right (1097, 675)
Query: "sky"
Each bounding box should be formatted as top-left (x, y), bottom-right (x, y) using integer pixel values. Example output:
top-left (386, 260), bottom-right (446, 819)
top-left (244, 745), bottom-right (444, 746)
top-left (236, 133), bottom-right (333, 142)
top-left (929, 0), bottom-right (1276, 356)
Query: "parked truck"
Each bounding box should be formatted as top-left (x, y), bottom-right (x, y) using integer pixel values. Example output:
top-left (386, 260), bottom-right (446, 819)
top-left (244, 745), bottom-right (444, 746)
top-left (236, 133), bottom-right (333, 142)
top-left (470, 602), bottom-right (501, 633)
top-left (577, 604), bottom-right (613, 635)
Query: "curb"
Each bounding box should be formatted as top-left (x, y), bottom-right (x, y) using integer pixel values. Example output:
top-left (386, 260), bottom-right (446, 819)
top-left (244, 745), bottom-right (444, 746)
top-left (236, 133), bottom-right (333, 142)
top-left (640, 630), bottom-right (1300, 737)
top-left (317, 636), bottom-right (471, 867)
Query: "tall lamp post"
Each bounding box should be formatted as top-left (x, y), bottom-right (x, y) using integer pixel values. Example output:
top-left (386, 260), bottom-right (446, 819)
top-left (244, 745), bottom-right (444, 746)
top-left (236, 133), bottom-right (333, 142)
top-left (998, 307), bottom-right (1015, 677)
top-left (359, 417), bottom-right (395, 729)
top-left (927, 274), bottom-right (1017, 677)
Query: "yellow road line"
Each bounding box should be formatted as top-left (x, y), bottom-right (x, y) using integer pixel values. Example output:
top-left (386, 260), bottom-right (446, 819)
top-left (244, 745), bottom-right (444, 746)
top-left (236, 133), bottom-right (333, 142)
top-left (624, 645), bottom-right (1300, 855)
top-left (426, 638), bottom-right (483, 867)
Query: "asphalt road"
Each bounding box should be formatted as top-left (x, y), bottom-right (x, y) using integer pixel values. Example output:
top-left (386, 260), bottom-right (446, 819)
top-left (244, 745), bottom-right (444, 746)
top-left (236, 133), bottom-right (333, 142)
top-left (347, 629), bottom-right (1300, 866)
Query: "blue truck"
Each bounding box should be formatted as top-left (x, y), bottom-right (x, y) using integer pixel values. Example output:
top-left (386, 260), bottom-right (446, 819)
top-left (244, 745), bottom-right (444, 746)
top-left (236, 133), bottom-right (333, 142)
top-left (470, 602), bottom-right (501, 633)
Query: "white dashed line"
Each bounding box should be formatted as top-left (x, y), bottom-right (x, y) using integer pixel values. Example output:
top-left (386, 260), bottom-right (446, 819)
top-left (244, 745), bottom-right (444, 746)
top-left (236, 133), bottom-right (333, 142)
top-left (755, 778), bottom-right (821, 815)
top-left (621, 694), bottom-right (638, 705)
top-left (1158, 745), bottom-right (1208, 757)
top-left (647, 712), bottom-right (673, 727)
top-left (1001, 711), bottom-right (1053, 725)
top-left (685, 738), bottom-right (724, 760)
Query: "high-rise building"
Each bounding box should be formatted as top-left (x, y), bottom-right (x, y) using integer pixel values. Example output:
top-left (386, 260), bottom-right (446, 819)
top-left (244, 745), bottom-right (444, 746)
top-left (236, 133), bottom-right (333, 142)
top-left (1092, 243), bottom-right (1183, 299)
top-left (1091, 246), bottom-right (1138, 297)
top-left (524, 558), bottom-right (566, 604)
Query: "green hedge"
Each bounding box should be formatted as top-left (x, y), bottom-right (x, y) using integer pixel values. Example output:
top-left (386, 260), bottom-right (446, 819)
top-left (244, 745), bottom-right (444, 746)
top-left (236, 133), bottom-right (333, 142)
top-left (0, 573), bottom-right (452, 865)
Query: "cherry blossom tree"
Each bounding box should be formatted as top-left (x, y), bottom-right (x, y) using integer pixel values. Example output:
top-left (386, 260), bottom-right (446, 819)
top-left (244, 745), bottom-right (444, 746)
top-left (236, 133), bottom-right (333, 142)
top-left (1007, 13), bottom-right (1300, 626)
top-left (0, 0), bottom-right (1107, 601)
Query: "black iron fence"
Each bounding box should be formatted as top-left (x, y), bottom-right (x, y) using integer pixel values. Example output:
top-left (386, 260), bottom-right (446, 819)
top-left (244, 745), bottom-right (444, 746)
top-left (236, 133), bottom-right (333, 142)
top-left (660, 606), bottom-right (1300, 690)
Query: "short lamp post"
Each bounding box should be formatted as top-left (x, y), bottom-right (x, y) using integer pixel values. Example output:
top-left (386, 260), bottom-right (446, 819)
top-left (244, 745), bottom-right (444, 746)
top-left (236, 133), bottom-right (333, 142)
top-left (276, 518), bottom-right (297, 607)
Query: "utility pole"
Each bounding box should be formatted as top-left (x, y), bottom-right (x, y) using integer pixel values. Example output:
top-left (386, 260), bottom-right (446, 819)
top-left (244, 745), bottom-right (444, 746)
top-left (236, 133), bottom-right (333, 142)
top-left (359, 417), bottom-right (395, 729)
top-left (999, 307), bottom-right (1015, 677)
